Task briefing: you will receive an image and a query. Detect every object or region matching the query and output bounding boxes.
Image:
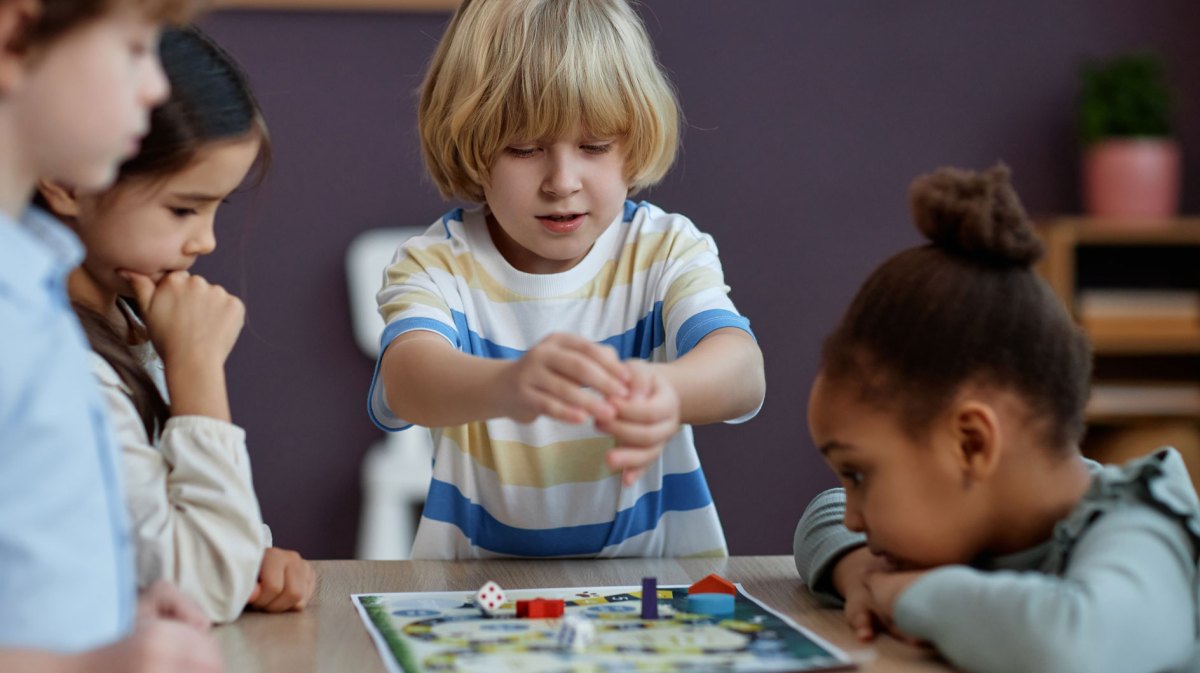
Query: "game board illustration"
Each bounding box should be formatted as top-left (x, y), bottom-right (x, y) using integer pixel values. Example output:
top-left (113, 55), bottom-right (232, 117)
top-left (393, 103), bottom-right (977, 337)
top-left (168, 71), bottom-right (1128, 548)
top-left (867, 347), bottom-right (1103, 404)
top-left (353, 583), bottom-right (855, 673)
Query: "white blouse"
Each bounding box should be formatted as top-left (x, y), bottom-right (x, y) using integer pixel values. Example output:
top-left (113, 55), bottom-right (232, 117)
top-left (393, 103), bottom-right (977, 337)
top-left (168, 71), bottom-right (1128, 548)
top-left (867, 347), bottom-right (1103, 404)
top-left (90, 338), bottom-right (268, 624)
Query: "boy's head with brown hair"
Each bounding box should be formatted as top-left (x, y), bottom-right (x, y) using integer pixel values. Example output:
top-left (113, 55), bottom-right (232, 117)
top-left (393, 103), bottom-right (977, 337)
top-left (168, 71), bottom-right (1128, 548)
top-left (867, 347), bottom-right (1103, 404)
top-left (19, 0), bottom-right (196, 50)
top-left (0, 0), bottom-right (202, 204)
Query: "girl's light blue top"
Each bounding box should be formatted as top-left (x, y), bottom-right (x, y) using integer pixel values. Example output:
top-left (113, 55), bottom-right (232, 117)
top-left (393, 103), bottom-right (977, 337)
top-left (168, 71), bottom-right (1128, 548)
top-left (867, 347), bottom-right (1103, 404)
top-left (795, 448), bottom-right (1200, 673)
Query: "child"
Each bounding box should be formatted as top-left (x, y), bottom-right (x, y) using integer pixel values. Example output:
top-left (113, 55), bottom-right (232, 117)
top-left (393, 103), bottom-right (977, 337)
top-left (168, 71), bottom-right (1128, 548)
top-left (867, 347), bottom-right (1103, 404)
top-left (0, 0), bottom-right (224, 671)
top-left (370, 0), bottom-right (766, 559)
top-left (37, 25), bottom-right (315, 624)
top-left (793, 165), bottom-right (1200, 673)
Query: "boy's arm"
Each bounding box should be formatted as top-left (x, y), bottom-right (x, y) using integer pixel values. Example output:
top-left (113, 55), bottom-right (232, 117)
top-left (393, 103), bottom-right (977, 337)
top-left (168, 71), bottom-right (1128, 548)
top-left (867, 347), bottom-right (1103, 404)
top-left (891, 508), bottom-right (1196, 673)
top-left (378, 332), bottom-right (509, 428)
top-left (654, 327), bottom-right (764, 424)
top-left (380, 331), bottom-right (630, 428)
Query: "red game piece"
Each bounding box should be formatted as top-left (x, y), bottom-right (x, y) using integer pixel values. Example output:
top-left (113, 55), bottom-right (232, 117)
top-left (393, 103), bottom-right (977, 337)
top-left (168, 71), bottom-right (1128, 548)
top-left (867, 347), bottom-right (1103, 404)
top-left (516, 598), bottom-right (565, 618)
top-left (688, 573), bottom-right (736, 596)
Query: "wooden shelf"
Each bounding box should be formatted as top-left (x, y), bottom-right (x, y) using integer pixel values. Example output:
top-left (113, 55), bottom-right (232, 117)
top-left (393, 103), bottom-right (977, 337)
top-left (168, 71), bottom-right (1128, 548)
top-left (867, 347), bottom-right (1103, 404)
top-left (1087, 383), bottom-right (1200, 422)
top-left (1089, 335), bottom-right (1200, 355)
top-left (1042, 217), bottom-right (1200, 245)
top-left (1083, 314), bottom-right (1200, 354)
top-left (1035, 216), bottom-right (1200, 471)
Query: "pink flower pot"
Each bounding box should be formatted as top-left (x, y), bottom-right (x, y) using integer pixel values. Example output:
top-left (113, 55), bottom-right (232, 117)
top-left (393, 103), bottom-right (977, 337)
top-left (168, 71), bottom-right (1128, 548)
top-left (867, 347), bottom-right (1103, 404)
top-left (1083, 138), bottom-right (1181, 221)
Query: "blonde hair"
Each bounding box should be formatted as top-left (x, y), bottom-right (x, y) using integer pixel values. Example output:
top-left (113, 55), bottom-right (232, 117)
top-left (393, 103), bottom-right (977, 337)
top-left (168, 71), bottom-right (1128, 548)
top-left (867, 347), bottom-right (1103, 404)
top-left (419, 0), bottom-right (680, 203)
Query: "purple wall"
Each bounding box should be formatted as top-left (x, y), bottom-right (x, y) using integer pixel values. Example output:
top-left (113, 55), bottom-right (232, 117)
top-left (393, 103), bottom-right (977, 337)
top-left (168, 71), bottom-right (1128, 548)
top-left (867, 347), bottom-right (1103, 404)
top-left (196, 2), bottom-right (1200, 559)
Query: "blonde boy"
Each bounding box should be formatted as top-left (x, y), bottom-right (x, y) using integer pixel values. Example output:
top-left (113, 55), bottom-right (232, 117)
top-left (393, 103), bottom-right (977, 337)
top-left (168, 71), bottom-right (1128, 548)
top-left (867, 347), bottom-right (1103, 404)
top-left (372, 0), bottom-right (766, 559)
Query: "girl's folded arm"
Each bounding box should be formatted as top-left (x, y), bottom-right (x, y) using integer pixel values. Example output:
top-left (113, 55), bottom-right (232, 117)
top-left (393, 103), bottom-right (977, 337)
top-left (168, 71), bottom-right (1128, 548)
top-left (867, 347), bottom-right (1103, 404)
top-left (895, 508), bottom-right (1196, 673)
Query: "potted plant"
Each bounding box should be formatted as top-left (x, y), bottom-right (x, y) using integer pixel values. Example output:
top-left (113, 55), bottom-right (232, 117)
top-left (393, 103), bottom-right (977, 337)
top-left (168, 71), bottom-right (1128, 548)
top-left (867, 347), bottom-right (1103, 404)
top-left (1079, 51), bottom-right (1180, 220)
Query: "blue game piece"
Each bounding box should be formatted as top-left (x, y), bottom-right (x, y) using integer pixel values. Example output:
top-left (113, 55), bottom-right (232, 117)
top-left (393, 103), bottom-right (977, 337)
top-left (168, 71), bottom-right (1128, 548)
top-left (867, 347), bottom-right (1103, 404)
top-left (641, 577), bottom-right (658, 620)
top-left (686, 593), bottom-right (734, 617)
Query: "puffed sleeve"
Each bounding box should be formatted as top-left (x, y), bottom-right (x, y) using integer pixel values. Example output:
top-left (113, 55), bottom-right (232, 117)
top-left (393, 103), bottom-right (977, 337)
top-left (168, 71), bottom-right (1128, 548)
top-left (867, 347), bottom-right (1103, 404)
top-left (91, 352), bottom-right (266, 623)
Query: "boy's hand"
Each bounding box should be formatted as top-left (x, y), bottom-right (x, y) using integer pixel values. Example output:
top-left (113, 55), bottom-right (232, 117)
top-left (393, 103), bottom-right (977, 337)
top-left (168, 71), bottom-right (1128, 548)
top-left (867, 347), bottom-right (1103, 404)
top-left (503, 333), bottom-right (631, 424)
top-left (87, 617), bottom-right (224, 673)
top-left (596, 361), bottom-right (681, 486)
top-left (123, 270), bottom-right (245, 370)
top-left (83, 580), bottom-right (221, 672)
top-left (247, 547), bottom-right (317, 613)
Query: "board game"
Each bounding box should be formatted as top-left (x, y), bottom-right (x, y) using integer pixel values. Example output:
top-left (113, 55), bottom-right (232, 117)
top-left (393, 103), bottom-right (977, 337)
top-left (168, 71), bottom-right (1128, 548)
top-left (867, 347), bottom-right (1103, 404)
top-left (353, 583), bottom-right (855, 673)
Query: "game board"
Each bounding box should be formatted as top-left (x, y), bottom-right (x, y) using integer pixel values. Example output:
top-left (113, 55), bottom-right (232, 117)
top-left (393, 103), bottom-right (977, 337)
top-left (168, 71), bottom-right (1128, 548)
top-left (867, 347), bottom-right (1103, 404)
top-left (353, 583), bottom-right (855, 673)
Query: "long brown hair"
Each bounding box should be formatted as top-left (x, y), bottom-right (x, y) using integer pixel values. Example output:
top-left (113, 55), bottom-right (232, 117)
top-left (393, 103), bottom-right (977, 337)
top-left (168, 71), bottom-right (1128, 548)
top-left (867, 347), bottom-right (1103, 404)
top-left (63, 26), bottom-right (267, 438)
top-left (75, 301), bottom-right (171, 437)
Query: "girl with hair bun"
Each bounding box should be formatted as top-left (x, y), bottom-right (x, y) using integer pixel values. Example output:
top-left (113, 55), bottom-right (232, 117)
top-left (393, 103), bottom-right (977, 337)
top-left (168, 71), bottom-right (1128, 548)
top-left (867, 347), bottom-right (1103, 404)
top-left (793, 165), bottom-right (1200, 673)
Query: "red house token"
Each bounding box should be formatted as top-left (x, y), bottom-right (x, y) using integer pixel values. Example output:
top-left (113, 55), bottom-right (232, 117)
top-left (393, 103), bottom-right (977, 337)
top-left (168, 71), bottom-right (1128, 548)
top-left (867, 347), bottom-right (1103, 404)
top-left (688, 573), bottom-right (736, 596)
top-left (516, 598), bottom-right (565, 618)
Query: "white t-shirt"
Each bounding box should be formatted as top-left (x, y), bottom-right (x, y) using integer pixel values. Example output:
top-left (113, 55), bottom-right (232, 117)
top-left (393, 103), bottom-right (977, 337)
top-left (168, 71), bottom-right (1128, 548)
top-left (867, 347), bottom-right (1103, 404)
top-left (370, 200), bottom-right (757, 560)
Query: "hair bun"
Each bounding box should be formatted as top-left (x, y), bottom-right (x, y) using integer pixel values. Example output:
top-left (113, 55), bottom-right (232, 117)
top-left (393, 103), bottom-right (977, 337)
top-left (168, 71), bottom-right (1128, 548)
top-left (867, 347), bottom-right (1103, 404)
top-left (908, 163), bottom-right (1044, 267)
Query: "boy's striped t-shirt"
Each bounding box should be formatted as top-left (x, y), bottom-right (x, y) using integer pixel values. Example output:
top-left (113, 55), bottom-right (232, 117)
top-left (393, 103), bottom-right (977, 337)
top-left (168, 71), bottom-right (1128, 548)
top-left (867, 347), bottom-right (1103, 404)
top-left (369, 200), bottom-right (757, 559)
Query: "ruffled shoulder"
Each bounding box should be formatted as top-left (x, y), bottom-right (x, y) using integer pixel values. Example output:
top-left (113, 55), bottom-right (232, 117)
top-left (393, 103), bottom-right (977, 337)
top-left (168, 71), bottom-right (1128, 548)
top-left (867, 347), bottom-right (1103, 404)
top-left (1054, 448), bottom-right (1200, 556)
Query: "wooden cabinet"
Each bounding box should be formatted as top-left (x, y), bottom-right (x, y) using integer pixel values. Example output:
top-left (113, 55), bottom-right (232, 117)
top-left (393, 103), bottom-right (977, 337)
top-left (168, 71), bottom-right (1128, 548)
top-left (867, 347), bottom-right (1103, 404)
top-left (1036, 218), bottom-right (1200, 484)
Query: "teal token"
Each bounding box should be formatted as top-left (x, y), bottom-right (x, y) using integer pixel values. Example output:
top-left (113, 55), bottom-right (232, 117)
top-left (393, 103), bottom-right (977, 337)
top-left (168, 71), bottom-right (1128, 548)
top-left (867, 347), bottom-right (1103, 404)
top-left (685, 593), bottom-right (734, 616)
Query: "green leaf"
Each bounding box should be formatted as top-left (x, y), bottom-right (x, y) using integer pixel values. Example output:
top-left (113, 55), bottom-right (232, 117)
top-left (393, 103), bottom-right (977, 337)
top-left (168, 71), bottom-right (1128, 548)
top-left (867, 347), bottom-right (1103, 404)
top-left (1078, 51), bottom-right (1173, 145)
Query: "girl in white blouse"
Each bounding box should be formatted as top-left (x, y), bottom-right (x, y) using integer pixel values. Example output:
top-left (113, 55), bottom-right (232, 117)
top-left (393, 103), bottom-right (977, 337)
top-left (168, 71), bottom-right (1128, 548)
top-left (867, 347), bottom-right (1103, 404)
top-left (37, 25), bottom-right (315, 624)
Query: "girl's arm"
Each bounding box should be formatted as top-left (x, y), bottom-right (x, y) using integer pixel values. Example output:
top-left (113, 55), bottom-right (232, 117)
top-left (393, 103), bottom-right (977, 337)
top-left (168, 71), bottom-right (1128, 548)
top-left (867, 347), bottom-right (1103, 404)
top-left (889, 508), bottom-right (1196, 673)
top-left (793, 487), bottom-right (867, 605)
top-left (92, 352), bottom-right (265, 624)
top-left (655, 327), bottom-right (764, 425)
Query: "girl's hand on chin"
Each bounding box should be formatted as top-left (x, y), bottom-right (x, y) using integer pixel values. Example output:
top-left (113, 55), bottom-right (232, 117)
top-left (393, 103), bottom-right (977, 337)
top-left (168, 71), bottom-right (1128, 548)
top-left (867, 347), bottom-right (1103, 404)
top-left (121, 269), bottom-right (245, 370)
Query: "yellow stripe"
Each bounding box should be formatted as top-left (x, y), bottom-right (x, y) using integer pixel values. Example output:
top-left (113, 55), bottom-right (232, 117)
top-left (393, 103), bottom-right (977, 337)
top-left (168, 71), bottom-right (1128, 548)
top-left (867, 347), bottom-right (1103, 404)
top-left (663, 266), bottom-right (727, 316)
top-left (443, 424), bottom-right (617, 488)
top-left (379, 289), bottom-right (450, 325)
top-left (383, 230), bottom-right (715, 305)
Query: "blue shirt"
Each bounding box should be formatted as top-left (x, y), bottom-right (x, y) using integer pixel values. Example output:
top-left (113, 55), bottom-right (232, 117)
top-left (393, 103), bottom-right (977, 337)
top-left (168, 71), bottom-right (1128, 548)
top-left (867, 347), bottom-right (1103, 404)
top-left (0, 209), bottom-right (135, 651)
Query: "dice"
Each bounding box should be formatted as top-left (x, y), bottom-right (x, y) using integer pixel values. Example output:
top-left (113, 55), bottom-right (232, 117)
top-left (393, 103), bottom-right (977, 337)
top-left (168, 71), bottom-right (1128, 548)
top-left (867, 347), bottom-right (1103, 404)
top-left (556, 615), bottom-right (595, 652)
top-left (473, 581), bottom-right (506, 616)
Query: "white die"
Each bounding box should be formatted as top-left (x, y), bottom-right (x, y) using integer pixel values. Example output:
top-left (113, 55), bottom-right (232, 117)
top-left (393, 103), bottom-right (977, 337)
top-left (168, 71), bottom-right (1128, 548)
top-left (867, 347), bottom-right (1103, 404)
top-left (473, 581), bottom-right (506, 615)
top-left (556, 615), bottom-right (595, 652)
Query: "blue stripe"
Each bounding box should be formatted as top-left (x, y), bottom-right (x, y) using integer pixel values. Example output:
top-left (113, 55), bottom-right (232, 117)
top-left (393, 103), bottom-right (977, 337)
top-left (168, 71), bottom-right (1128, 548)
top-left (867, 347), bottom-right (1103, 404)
top-left (442, 305), bottom-right (665, 361)
top-left (381, 317), bottom-right (459, 351)
top-left (369, 306), bottom-right (667, 430)
top-left (440, 208), bottom-right (462, 239)
top-left (421, 468), bottom-right (714, 557)
top-left (675, 309), bottom-right (754, 357)
top-left (597, 301), bottom-right (664, 360)
top-left (450, 310), bottom-right (524, 359)
top-left (367, 349), bottom-right (411, 432)
top-left (367, 318), bottom-right (461, 432)
top-left (622, 199), bottom-right (639, 222)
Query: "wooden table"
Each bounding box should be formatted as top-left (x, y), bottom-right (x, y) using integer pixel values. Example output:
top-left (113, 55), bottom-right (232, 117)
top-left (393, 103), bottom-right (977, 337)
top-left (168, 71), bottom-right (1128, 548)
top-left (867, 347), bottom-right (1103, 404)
top-left (215, 556), bottom-right (953, 672)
